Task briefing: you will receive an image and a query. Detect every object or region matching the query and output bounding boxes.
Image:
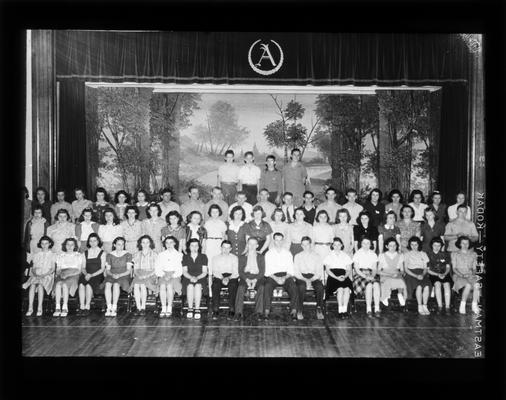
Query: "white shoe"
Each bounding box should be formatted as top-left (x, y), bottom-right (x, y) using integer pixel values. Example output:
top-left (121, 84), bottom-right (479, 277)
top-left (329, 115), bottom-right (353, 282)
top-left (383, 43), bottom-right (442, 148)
top-left (459, 302), bottom-right (466, 314)
top-left (110, 308), bottom-right (117, 317)
top-left (60, 308), bottom-right (68, 317)
top-left (25, 309), bottom-right (33, 317)
top-left (53, 309), bottom-right (61, 317)
top-left (471, 302), bottom-right (479, 314)
top-left (422, 305), bottom-right (430, 315)
top-left (105, 308), bottom-right (112, 317)
top-left (36, 309), bottom-right (43, 317)
top-left (418, 305), bottom-right (424, 315)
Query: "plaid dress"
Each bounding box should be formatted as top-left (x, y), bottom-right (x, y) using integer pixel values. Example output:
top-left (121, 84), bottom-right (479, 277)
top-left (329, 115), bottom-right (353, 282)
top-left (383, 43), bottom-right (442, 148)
top-left (352, 249), bottom-right (379, 297)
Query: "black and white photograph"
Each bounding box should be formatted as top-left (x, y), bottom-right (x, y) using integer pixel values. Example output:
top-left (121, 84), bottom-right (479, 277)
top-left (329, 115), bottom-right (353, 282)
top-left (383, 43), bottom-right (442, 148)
top-left (21, 30), bottom-right (486, 359)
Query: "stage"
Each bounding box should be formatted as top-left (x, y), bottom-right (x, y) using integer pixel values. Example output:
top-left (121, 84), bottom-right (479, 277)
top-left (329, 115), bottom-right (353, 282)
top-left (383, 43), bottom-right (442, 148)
top-left (22, 306), bottom-right (482, 358)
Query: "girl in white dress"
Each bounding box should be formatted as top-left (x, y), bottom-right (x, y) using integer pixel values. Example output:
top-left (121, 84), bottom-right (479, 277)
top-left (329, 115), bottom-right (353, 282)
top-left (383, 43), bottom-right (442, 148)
top-left (155, 236), bottom-right (184, 318)
top-left (98, 208), bottom-right (123, 253)
top-left (312, 210), bottom-right (334, 264)
top-left (22, 236), bottom-right (56, 316)
top-left (53, 238), bottom-right (85, 317)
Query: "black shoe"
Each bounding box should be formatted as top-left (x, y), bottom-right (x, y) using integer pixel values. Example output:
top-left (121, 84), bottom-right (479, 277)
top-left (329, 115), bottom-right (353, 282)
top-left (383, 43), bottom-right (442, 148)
top-left (343, 312), bottom-right (350, 319)
top-left (75, 309), bottom-right (83, 316)
top-left (263, 311), bottom-right (270, 320)
top-left (139, 309), bottom-right (146, 316)
top-left (290, 310), bottom-right (297, 321)
top-left (374, 311), bottom-right (381, 318)
top-left (227, 311), bottom-right (235, 320)
top-left (366, 311), bottom-right (373, 318)
top-left (212, 311), bottom-right (219, 321)
top-left (233, 313), bottom-right (243, 321)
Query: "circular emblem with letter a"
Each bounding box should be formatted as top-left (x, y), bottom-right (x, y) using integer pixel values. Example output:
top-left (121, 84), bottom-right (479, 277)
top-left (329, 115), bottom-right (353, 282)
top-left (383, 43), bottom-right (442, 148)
top-left (248, 39), bottom-right (284, 76)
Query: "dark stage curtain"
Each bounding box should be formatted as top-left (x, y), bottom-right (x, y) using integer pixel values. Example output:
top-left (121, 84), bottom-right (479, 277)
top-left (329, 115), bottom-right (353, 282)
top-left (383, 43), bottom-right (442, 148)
top-left (55, 31), bottom-right (471, 201)
top-left (437, 83), bottom-right (470, 201)
top-left (55, 31), bottom-right (469, 84)
top-left (57, 79), bottom-right (88, 197)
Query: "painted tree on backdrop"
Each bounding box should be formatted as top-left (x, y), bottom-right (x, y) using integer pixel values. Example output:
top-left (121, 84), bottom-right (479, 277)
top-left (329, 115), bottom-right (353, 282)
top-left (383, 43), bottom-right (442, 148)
top-left (96, 87), bottom-right (152, 193)
top-left (192, 100), bottom-right (249, 155)
top-left (315, 95), bottom-right (378, 195)
top-left (263, 96), bottom-right (321, 163)
top-left (150, 93), bottom-right (201, 193)
top-left (377, 90), bottom-right (437, 198)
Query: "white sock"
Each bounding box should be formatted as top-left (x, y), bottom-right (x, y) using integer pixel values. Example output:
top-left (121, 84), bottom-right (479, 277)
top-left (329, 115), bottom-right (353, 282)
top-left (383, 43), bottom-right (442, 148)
top-left (397, 293), bottom-right (405, 306)
top-left (161, 306), bottom-right (166, 313)
top-left (366, 306), bottom-right (372, 313)
top-left (459, 301), bottom-right (466, 312)
top-left (382, 298), bottom-right (389, 307)
top-left (374, 303), bottom-right (380, 312)
top-left (338, 305), bottom-right (343, 313)
top-left (112, 304), bottom-right (117, 311)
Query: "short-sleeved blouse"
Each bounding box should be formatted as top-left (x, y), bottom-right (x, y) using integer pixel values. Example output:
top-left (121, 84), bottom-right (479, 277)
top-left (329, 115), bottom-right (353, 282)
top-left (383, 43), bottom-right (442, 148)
top-left (332, 223), bottom-right (354, 255)
top-left (396, 220), bottom-right (421, 251)
top-left (323, 251), bottom-right (353, 271)
top-left (47, 222), bottom-right (76, 253)
top-left (427, 250), bottom-right (451, 274)
top-left (451, 251), bottom-right (477, 274)
top-left (286, 222), bottom-right (312, 244)
top-left (312, 223), bottom-right (334, 244)
top-left (182, 253), bottom-right (208, 277)
top-left (403, 250), bottom-right (429, 270)
top-left (98, 224), bottom-right (123, 243)
top-left (378, 224), bottom-right (401, 242)
top-left (121, 220), bottom-right (143, 243)
top-left (244, 220), bottom-right (274, 241)
top-left (204, 219), bottom-right (228, 239)
top-left (161, 225), bottom-right (186, 243)
top-left (353, 249), bottom-right (378, 270)
top-left (133, 251), bottom-right (157, 272)
top-left (56, 252), bottom-right (84, 270)
top-left (29, 250), bottom-right (56, 274)
top-left (106, 252), bottom-right (132, 273)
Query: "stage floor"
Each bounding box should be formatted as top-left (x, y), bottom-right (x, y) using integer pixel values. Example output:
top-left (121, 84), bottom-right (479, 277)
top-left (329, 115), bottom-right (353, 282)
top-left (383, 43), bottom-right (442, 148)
top-left (22, 307), bottom-right (484, 358)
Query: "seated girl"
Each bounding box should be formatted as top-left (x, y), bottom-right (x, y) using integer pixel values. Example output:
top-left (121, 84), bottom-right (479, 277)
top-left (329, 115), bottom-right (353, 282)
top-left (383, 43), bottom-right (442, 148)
top-left (403, 236), bottom-right (431, 315)
top-left (103, 237), bottom-right (133, 317)
top-left (22, 236), bottom-right (56, 316)
top-left (451, 236), bottom-right (480, 314)
top-left (377, 237), bottom-right (408, 311)
top-left (77, 233), bottom-right (106, 316)
top-left (352, 236), bottom-right (380, 317)
top-left (131, 235), bottom-right (158, 316)
top-left (323, 237), bottom-right (353, 319)
top-left (53, 238), bottom-right (85, 317)
top-left (181, 238), bottom-right (209, 320)
top-left (155, 236), bottom-right (183, 318)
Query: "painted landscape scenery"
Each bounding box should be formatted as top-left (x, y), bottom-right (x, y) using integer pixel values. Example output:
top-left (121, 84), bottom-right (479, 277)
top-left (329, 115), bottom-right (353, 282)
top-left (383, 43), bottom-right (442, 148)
top-left (85, 87), bottom-right (441, 203)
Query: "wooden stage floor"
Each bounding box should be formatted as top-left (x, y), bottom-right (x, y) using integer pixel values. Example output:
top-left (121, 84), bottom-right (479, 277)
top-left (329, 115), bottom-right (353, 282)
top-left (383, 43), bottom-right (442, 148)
top-left (22, 306), bottom-right (484, 358)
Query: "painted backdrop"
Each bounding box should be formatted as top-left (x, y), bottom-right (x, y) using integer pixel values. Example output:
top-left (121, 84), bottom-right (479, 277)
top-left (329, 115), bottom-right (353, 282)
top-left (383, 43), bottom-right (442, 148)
top-left (85, 87), bottom-right (441, 203)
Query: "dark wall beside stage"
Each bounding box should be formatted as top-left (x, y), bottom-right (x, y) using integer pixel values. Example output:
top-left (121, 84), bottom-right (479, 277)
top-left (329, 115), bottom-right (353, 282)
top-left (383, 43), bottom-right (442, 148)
top-left (54, 31), bottom-right (472, 202)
